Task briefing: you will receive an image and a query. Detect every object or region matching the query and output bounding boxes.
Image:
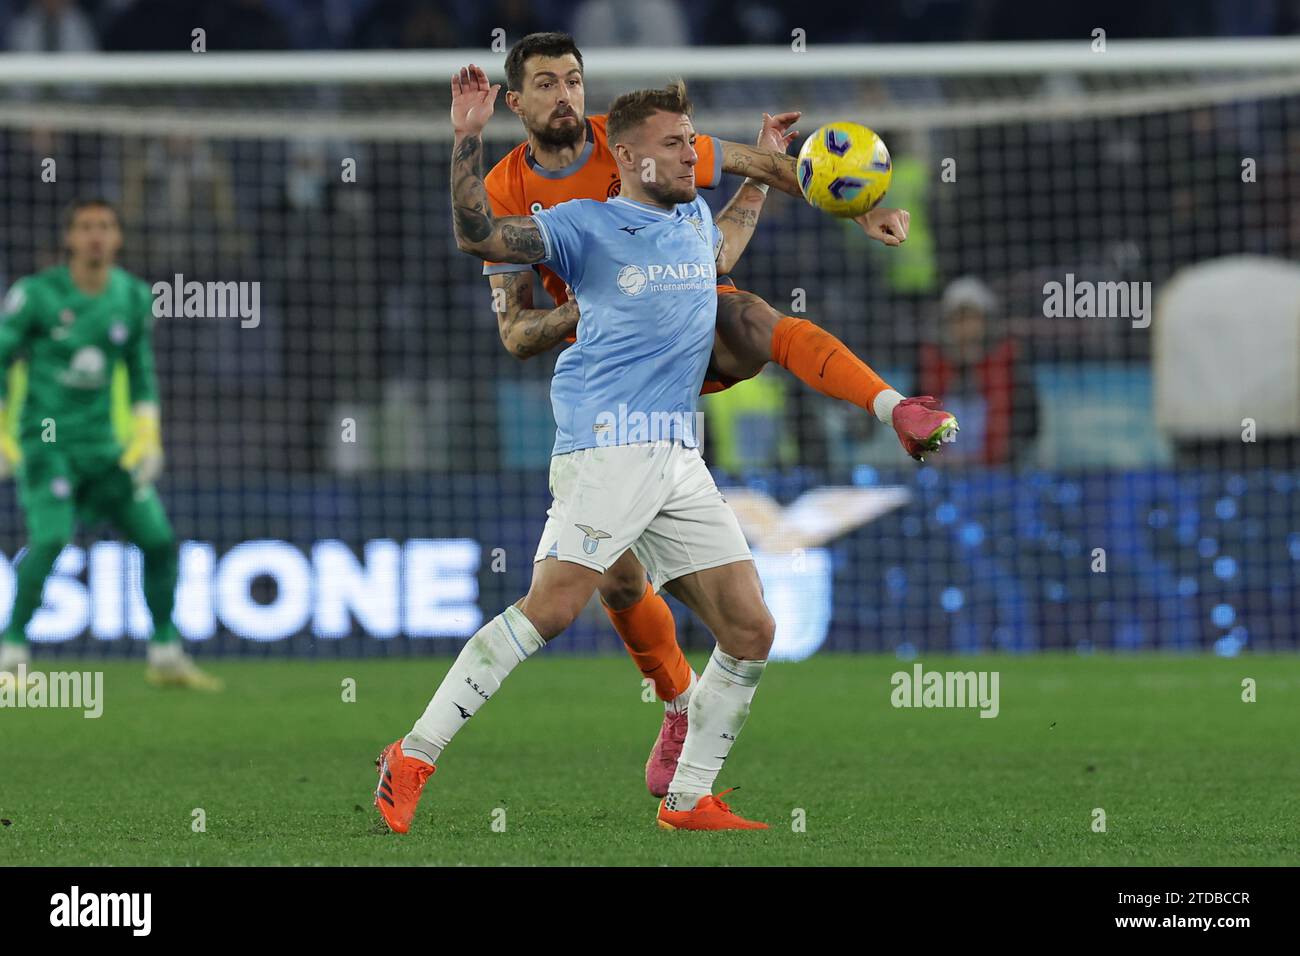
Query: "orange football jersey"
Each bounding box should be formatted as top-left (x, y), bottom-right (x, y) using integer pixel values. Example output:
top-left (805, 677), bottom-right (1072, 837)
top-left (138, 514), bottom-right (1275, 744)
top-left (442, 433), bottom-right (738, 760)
top-left (481, 114), bottom-right (722, 308)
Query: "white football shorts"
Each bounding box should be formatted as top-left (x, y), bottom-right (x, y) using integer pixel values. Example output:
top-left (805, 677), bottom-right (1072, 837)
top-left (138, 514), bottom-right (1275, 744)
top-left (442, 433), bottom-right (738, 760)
top-left (532, 441), bottom-right (752, 591)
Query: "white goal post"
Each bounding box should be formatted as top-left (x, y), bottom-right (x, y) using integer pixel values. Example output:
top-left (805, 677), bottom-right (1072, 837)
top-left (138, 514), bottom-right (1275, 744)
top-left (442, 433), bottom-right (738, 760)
top-left (3, 38), bottom-right (1300, 141)
top-left (3, 38), bottom-right (1300, 84)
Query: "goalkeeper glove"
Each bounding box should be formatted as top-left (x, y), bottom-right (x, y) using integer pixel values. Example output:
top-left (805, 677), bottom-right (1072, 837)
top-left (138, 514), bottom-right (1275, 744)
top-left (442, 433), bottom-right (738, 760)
top-left (119, 403), bottom-right (164, 487)
top-left (0, 404), bottom-right (20, 480)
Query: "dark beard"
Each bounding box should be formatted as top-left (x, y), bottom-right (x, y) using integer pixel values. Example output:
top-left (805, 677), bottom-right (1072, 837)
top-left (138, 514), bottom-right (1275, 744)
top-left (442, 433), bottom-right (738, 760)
top-left (528, 114), bottom-right (584, 148)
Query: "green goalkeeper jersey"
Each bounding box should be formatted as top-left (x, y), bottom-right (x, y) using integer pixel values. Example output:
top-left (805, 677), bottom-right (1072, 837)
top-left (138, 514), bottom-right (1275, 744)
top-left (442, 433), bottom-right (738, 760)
top-left (0, 265), bottom-right (158, 450)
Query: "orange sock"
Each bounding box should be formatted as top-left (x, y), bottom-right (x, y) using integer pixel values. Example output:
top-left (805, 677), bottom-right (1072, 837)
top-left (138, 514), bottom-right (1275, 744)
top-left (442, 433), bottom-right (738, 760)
top-left (770, 316), bottom-right (893, 416)
top-left (604, 582), bottom-right (692, 702)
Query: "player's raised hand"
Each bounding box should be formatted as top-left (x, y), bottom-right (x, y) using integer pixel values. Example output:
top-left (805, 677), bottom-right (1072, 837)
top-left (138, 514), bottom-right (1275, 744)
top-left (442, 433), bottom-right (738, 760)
top-left (451, 64), bottom-right (501, 136)
top-left (757, 111), bottom-right (800, 153)
top-left (856, 206), bottom-right (910, 246)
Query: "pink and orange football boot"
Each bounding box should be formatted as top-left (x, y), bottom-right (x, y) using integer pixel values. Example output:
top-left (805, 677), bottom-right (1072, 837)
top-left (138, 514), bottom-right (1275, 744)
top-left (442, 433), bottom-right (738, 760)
top-left (645, 710), bottom-right (689, 798)
top-left (891, 395), bottom-right (959, 461)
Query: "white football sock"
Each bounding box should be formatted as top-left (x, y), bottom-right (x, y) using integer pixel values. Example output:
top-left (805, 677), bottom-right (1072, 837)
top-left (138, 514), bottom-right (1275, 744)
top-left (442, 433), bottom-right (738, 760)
top-left (0, 640), bottom-right (30, 671)
top-left (403, 605), bottom-right (544, 766)
top-left (872, 388), bottom-right (905, 426)
top-left (147, 641), bottom-right (184, 667)
top-left (665, 646), bottom-right (766, 809)
top-left (665, 669), bottom-right (698, 714)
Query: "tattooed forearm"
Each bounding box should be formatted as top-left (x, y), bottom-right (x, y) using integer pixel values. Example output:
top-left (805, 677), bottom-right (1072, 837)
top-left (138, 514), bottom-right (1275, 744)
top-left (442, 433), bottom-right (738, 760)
top-left (451, 133), bottom-right (494, 246)
top-left (451, 135), bottom-right (547, 262)
top-left (719, 140), bottom-right (802, 198)
top-left (512, 300), bottom-right (580, 359)
top-left (718, 207), bottom-right (760, 229)
top-left (491, 272), bottom-right (580, 359)
top-left (502, 223), bottom-right (545, 260)
top-left (454, 203), bottom-right (492, 244)
top-left (454, 136), bottom-right (480, 165)
top-left (714, 178), bottom-right (768, 273)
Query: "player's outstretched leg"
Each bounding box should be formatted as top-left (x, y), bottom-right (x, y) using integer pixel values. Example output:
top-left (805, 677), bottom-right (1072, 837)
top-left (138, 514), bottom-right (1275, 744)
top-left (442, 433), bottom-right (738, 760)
top-left (109, 477), bottom-right (222, 691)
top-left (654, 560), bottom-right (774, 831)
top-left (597, 550), bottom-right (697, 797)
top-left (376, 557), bottom-right (599, 834)
top-left (712, 289), bottom-right (958, 459)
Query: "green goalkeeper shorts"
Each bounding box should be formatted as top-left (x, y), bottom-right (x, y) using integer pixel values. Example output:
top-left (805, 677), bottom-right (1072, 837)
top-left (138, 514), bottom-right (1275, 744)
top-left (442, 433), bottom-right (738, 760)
top-left (17, 441), bottom-right (157, 529)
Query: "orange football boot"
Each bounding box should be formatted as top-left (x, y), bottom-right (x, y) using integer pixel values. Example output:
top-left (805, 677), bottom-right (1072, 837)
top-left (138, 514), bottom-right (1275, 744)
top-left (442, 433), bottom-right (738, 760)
top-left (374, 739), bottom-right (436, 834)
top-left (656, 788), bottom-right (769, 831)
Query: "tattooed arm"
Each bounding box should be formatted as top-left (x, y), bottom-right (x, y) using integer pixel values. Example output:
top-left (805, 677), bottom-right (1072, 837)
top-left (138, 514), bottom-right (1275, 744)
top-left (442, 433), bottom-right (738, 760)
top-left (489, 270), bottom-right (580, 360)
top-left (449, 64), bottom-right (547, 263)
top-left (718, 141), bottom-right (803, 197)
top-left (718, 122), bottom-right (803, 199)
top-left (709, 110), bottom-right (793, 273)
top-left (452, 135), bottom-right (547, 263)
top-left (713, 180), bottom-right (768, 275)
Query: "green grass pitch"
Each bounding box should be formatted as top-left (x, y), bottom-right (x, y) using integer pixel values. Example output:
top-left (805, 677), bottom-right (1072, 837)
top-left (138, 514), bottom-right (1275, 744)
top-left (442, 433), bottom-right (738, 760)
top-left (1, 653), bottom-right (1297, 866)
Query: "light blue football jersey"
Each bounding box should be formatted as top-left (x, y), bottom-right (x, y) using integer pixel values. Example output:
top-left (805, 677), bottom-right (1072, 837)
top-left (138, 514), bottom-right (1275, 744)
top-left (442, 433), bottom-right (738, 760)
top-left (531, 193), bottom-right (723, 456)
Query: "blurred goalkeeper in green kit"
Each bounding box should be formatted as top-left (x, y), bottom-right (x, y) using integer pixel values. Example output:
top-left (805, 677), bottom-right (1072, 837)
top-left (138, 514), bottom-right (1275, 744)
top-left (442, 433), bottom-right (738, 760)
top-left (0, 199), bottom-right (221, 691)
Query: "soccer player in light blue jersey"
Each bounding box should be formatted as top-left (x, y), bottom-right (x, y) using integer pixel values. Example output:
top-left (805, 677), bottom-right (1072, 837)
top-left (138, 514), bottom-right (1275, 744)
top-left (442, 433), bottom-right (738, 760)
top-left (373, 65), bottom-right (776, 833)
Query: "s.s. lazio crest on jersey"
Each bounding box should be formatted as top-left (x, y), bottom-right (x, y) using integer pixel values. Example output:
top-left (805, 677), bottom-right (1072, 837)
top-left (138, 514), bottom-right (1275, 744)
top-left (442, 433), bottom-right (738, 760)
top-left (530, 193), bottom-right (724, 456)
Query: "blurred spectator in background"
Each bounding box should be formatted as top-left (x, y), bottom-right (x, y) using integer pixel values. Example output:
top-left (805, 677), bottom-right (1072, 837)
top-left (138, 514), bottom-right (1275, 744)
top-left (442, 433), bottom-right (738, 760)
top-left (859, 129), bottom-right (940, 299)
top-left (102, 0), bottom-right (196, 50)
top-left (570, 0), bottom-right (688, 47)
top-left (468, 0), bottom-right (559, 47)
top-left (6, 0), bottom-right (97, 51)
top-left (262, 0), bottom-right (356, 49)
top-left (703, 367), bottom-right (799, 474)
top-left (913, 277), bottom-right (1039, 465)
top-left (120, 134), bottom-right (249, 274)
top-left (350, 0), bottom-right (458, 48)
top-left (0, 126), bottom-right (102, 276)
top-left (208, 0), bottom-right (290, 51)
top-left (692, 0), bottom-right (789, 44)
